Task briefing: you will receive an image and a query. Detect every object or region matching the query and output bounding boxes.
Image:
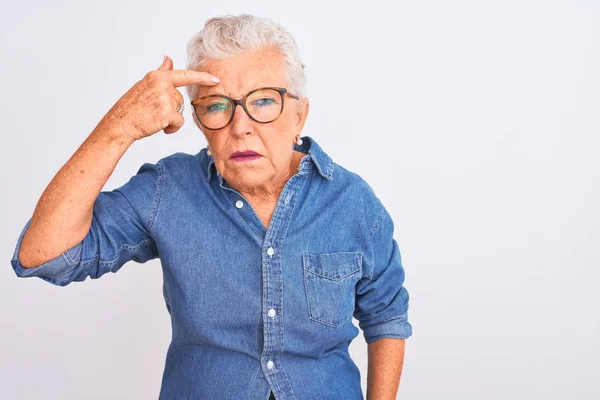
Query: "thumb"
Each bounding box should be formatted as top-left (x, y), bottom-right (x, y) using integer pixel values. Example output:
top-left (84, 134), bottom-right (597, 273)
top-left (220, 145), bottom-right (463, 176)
top-left (158, 55), bottom-right (173, 71)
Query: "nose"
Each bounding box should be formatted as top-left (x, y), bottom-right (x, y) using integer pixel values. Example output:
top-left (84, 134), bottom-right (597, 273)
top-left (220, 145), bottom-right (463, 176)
top-left (229, 103), bottom-right (254, 136)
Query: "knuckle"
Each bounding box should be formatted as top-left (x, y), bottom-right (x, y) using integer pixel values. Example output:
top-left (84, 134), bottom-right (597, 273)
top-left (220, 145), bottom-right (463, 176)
top-left (174, 93), bottom-right (184, 105)
top-left (170, 114), bottom-right (184, 128)
top-left (181, 70), bottom-right (190, 80)
top-left (159, 94), bottom-right (173, 112)
top-left (145, 70), bottom-right (158, 81)
top-left (154, 78), bottom-right (169, 91)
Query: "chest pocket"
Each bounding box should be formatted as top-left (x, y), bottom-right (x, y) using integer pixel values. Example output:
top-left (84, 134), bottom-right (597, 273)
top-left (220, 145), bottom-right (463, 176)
top-left (302, 251), bottom-right (363, 328)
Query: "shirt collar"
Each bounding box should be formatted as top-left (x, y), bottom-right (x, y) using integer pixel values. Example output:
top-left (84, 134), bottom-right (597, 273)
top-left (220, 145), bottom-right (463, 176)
top-left (205, 135), bottom-right (334, 183)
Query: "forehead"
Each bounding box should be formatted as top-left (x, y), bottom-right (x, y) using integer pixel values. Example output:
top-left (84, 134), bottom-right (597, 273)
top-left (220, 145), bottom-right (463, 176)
top-left (196, 48), bottom-right (288, 98)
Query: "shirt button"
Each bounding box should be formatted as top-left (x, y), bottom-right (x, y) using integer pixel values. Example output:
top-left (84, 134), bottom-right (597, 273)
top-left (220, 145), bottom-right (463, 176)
top-left (267, 247), bottom-right (275, 257)
top-left (267, 360), bottom-right (274, 370)
top-left (268, 308), bottom-right (276, 318)
top-left (235, 200), bottom-right (244, 209)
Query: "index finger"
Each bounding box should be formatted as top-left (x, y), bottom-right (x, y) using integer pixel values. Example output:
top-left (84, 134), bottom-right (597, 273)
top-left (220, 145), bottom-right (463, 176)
top-left (166, 69), bottom-right (220, 87)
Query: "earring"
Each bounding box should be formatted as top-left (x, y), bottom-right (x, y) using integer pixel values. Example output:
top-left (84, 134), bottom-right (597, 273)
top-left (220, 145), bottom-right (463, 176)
top-left (295, 135), bottom-right (303, 145)
top-left (207, 146), bottom-right (212, 156)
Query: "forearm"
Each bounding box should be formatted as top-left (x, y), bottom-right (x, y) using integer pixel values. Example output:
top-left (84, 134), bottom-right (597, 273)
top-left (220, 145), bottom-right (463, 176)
top-left (366, 338), bottom-right (406, 400)
top-left (18, 118), bottom-right (135, 268)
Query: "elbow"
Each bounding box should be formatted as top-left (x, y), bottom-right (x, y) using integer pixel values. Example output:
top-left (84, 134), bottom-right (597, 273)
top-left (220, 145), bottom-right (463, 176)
top-left (15, 227), bottom-right (44, 269)
top-left (16, 224), bottom-right (67, 269)
top-left (17, 247), bottom-right (40, 269)
top-left (10, 218), bottom-right (84, 286)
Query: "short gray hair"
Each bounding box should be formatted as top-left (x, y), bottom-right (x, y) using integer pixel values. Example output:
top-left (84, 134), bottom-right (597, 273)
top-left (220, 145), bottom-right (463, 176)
top-left (184, 14), bottom-right (306, 101)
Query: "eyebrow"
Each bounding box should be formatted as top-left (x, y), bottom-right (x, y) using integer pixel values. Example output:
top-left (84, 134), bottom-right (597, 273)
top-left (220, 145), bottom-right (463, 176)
top-left (200, 85), bottom-right (285, 99)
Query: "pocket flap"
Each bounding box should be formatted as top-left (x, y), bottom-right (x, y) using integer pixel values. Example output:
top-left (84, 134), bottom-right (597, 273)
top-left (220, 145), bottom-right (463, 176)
top-left (303, 251), bottom-right (362, 281)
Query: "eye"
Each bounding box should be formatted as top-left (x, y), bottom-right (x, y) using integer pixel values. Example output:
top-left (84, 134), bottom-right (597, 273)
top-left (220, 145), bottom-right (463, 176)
top-left (206, 102), bottom-right (229, 113)
top-left (250, 97), bottom-right (276, 107)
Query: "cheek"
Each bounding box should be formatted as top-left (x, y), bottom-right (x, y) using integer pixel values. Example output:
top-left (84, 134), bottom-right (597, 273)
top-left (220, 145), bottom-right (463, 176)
top-left (269, 112), bottom-right (297, 139)
top-left (207, 134), bottom-right (227, 154)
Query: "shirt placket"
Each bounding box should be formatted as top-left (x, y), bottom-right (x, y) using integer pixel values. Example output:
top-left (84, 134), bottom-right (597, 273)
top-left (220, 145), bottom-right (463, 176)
top-left (217, 168), bottom-right (310, 400)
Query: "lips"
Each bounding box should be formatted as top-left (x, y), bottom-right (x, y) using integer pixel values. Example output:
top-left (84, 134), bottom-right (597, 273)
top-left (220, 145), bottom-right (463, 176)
top-left (230, 150), bottom-right (261, 159)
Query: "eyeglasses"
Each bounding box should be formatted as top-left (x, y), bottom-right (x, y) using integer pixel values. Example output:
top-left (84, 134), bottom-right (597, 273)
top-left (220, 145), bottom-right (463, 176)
top-left (191, 87), bottom-right (300, 130)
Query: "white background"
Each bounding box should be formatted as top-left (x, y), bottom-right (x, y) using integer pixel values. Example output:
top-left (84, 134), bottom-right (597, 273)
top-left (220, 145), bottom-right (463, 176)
top-left (1, 1), bottom-right (598, 399)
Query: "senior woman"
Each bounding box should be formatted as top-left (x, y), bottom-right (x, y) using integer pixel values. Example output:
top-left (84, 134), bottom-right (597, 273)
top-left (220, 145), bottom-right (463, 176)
top-left (11, 14), bottom-right (412, 400)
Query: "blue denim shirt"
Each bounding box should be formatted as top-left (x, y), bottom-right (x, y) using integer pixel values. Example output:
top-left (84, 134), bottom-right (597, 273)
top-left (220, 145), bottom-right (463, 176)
top-left (11, 135), bottom-right (412, 400)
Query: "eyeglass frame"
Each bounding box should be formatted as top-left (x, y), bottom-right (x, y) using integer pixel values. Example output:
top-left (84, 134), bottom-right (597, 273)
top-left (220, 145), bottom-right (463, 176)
top-left (190, 86), bottom-right (300, 130)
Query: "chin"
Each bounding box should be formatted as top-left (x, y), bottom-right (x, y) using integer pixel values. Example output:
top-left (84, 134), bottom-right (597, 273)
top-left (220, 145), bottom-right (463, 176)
top-left (225, 171), bottom-right (269, 187)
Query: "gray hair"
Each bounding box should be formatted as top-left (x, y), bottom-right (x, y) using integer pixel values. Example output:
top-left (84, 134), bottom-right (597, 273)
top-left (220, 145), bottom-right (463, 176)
top-left (184, 14), bottom-right (306, 102)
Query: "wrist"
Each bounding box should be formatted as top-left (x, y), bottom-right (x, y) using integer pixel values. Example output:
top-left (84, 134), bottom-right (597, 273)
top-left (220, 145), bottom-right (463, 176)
top-left (92, 117), bottom-right (137, 148)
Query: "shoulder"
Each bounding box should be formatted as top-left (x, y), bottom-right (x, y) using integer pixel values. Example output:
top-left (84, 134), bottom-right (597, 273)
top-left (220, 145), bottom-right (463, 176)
top-left (150, 149), bottom-right (207, 181)
top-left (156, 149), bottom-right (205, 169)
top-left (330, 161), bottom-right (387, 233)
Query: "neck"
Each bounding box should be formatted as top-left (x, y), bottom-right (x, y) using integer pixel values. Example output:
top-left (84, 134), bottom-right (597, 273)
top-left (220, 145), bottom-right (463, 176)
top-left (237, 150), bottom-right (304, 204)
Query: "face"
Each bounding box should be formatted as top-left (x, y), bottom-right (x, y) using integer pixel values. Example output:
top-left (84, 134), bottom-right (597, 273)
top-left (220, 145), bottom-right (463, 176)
top-left (192, 48), bottom-right (309, 196)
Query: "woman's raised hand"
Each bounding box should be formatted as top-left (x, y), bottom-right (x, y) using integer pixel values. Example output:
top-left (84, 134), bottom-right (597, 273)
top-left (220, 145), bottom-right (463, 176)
top-left (98, 55), bottom-right (220, 142)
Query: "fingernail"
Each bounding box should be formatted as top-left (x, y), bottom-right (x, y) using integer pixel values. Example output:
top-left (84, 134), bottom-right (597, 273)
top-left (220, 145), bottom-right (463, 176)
top-left (211, 76), bottom-right (220, 83)
top-left (163, 55), bottom-right (167, 63)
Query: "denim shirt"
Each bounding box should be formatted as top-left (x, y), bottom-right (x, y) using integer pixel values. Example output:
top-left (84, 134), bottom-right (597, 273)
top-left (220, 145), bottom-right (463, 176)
top-left (10, 135), bottom-right (412, 400)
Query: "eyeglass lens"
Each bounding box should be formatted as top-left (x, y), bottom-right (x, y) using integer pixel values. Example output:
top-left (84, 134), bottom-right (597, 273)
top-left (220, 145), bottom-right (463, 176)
top-left (195, 88), bottom-right (283, 129)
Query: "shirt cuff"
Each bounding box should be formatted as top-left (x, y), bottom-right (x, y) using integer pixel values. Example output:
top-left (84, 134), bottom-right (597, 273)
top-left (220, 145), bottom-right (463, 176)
top-left (362, 313), bottom-right (413, 343)
top-left (10, 218), bottom-right (83, 285)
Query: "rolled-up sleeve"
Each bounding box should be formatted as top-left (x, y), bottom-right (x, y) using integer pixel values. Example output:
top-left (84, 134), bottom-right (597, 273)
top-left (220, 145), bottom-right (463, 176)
top-left (354, 204), bottom-right (413, 343)
top-left (10, 161), bottom-right (163, 287)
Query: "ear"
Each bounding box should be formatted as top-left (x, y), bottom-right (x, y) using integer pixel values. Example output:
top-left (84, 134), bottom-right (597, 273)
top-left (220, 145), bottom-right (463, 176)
top-left (294, 97), bottom-right (310, 133)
